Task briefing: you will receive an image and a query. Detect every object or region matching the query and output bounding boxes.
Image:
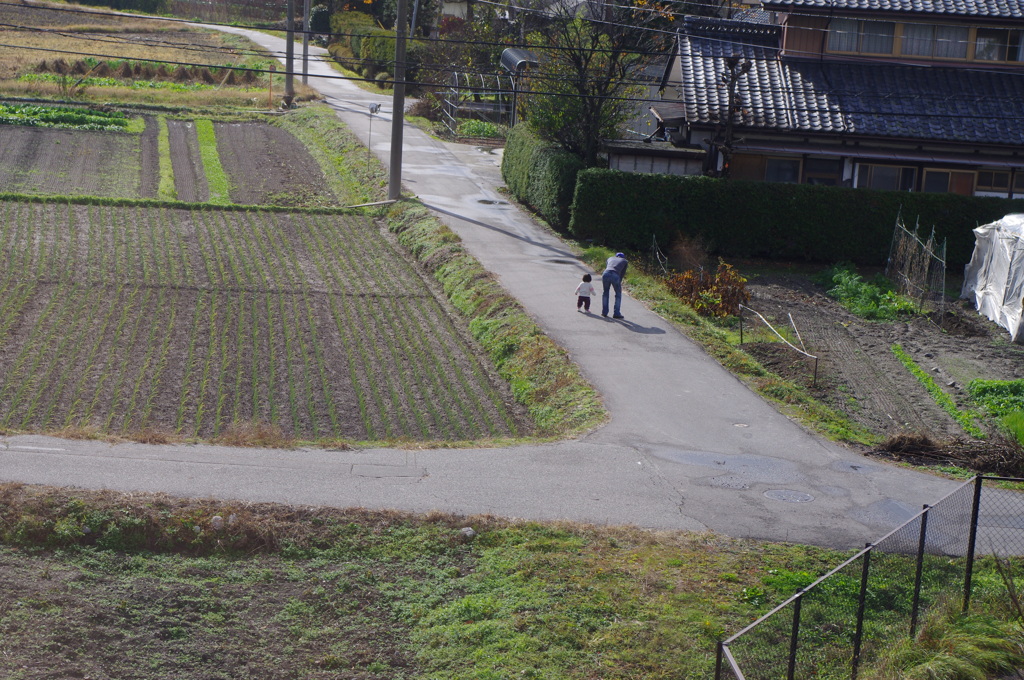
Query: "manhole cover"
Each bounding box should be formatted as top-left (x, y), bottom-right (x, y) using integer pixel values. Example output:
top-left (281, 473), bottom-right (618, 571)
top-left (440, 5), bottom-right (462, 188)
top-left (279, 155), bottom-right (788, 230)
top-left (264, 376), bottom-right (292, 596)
top-left (764, 489), bottom-right (814, 503)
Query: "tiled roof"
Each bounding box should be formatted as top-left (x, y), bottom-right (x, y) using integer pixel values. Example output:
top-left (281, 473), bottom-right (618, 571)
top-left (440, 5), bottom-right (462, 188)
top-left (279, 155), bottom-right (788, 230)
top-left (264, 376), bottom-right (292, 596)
top-left (673, 22), bottom-right (1024, 145)
top-left (761, 0), bottom-right (1024, 20)
top-left (731, 7), bottom-right (777, 24)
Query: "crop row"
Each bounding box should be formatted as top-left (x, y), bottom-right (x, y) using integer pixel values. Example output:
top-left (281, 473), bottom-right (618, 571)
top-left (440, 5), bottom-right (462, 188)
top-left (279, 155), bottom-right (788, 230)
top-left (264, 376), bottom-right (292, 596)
top-left (0, 103), bottom-right (129, 131)
top-left (0, 199), bottom-right (522, 441)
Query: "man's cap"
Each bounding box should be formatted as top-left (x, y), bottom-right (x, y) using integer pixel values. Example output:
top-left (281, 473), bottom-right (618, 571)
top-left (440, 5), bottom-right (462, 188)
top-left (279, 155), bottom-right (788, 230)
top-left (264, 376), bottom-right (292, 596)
top-left (616, 252), bottom-right (624, 258)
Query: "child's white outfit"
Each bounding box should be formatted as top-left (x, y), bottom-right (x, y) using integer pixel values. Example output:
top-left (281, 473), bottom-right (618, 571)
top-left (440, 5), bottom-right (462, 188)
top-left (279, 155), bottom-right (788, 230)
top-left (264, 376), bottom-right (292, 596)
top-left (575, 280), bottom-right (596, 312)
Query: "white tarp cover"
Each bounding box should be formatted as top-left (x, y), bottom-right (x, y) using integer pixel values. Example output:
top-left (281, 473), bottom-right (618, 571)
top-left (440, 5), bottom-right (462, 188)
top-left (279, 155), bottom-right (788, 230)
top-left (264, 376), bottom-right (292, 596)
top-left (961, 213), bottom-right (1024, 343)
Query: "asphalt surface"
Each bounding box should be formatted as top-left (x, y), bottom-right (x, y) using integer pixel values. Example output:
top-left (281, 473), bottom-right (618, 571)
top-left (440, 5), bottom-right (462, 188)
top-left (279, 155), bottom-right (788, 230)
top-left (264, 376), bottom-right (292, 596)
top-left (0, 29), bottom-right (961, 549)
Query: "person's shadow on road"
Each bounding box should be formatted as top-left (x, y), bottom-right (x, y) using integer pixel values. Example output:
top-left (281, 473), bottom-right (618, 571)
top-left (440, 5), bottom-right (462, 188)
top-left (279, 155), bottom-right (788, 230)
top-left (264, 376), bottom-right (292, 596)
top-left (597, 316), bottom-right (665, 334)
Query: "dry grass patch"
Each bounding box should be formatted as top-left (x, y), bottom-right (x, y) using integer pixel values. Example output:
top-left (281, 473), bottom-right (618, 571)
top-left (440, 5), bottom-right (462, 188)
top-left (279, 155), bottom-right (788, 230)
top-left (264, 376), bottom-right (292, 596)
top-left (213, 421), bottom-right (295, 448)
top-left (127, 426), bottom-right (185, 445)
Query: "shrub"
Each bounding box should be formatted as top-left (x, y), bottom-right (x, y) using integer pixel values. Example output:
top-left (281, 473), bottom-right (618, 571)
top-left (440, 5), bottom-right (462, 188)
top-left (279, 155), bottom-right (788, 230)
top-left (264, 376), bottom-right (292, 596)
top-left (569, 169), bottom-right (1024, 270)
top-left (329, 11), bottom-right (378, 56)
top-left (665, 259), bottom-right (750, 317)
top-left (456, 120), bottom-right (506, 139)
top-left (501, 124), bottom-right (584, 231)
top-left (309, 4), bottom-right (331, 34)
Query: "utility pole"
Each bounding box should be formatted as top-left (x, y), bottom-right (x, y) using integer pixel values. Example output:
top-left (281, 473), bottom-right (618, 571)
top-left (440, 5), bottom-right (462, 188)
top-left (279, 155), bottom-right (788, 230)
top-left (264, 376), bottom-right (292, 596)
top-left (717, 55), bottom-right (750, 177)
top-left (284, 0), bottom-right (295, 106)
top-left (302, 0), bottom-right (311, 85)
top-left (388, 0), bottom-right (408, 200)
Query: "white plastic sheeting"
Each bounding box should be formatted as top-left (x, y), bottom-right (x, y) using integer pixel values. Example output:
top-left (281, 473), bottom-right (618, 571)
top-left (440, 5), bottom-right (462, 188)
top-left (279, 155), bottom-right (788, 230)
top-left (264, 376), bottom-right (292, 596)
top-left (961, 214), bottom-right (1024, 343)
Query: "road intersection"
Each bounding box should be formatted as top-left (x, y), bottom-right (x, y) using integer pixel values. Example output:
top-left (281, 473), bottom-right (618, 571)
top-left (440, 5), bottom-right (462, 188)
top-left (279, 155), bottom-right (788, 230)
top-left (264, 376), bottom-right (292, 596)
top-left (0, 28), bottom-right (959, 548)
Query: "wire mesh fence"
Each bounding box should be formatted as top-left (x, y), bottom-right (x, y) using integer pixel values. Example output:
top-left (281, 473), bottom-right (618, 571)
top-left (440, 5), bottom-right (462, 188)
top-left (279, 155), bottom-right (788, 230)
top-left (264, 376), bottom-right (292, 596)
top-left (717, 476), bottom-right (1024, 680)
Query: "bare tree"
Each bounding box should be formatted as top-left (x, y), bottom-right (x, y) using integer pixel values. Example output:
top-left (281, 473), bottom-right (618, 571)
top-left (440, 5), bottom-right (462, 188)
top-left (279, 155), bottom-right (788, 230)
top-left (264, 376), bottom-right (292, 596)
top-left (520, 0), bottom-right (674, 166)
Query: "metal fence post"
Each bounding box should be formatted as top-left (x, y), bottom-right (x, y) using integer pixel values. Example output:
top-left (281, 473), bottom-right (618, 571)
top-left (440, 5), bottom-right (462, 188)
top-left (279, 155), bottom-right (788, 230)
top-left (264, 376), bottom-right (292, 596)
top-left (715, 641), bottom-right (724, 680)
top-left (851, 545), bottom-right (872, 680)
top-left (910, 505), bottom-right (930, 638)
top-left (963, 476), bottom-right (984, 614)
top-left (788, 590), bottom-right (804, 680)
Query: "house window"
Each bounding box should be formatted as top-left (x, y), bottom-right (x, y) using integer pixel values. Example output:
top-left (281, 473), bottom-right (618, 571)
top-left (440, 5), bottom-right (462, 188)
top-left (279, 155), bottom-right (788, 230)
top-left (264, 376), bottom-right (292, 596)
top-left (828, 19), bottom-right (859, 52)
top-left (975, 28), bottom-right (1024, 62)
top-left (976, 170), bottom-right (1010, 192)
top-left (804, 158), bottom-right (843, 185)
top-left (857, 164), bottom-right (916, 191)
top-left (828, 19), bottom-right (895, 54)
top-left (923, 169), bottom-right (975, 195)
top-left (765, 158), bottom-right (801, 183)
top-left (901, 24), bottom-right (969, 59)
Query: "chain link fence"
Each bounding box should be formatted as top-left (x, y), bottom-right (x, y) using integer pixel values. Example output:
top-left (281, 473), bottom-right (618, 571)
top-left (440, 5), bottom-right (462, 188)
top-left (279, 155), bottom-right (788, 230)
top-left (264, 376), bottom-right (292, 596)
top-left (717, 476), bottom-right (1024, 680)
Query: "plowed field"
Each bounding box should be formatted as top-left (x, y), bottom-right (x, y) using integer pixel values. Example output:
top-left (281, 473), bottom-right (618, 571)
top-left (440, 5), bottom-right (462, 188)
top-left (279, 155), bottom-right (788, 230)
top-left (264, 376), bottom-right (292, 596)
top-left (216, 122), bottom-right (336, 206)
top-left (0, 124), bottom-right (145, 197)
top-left (741, 272), bottom-right (1024, 442)
top-left (0, 200), bottom-right (529, 441)
top-left (0, 116), bottom-right (340, 206)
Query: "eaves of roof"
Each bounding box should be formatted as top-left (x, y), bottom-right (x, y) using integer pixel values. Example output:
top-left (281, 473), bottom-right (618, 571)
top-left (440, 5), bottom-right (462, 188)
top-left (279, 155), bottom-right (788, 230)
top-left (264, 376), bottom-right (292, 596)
top-left (731, 139), bottom-right (1024, 167)
top-left (761, 0), bottom-right (1024, 20)
top-left (671, 30), bottom-right (1024, 147)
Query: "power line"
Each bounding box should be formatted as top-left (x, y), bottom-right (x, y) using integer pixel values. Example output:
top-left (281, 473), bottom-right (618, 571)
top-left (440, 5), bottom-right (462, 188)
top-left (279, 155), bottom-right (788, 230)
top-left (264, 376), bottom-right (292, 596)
top-left (6, 36), bottom-right (1024, 125)
top-left (3, 3), bottom-right (1023, 118)
top-left (5, 0), bottom-right (1023, 79)
top-left (5, 24), bottom-right (1023, 109)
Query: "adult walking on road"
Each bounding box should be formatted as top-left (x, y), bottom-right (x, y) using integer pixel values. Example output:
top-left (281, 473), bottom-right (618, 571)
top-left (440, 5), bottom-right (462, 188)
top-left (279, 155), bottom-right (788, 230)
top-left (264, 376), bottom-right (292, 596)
top-left (602, 252), bottom-right (628, 318)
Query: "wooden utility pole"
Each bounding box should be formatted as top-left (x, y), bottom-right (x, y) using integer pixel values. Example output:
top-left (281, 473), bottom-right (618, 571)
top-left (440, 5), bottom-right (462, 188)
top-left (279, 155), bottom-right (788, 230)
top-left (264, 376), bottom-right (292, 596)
top-left (302, 0), bottom-right (311, 85)
top-left (716, 55), bottom-right (750, 177)
top-left (388, 0), bottom-right (408, 200)
top-left (284, 0), bottom-right (295, 106)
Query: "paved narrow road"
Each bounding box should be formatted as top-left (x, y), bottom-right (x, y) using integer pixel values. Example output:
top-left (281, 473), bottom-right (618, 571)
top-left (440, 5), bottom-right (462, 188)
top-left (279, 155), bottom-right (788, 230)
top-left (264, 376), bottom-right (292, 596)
top-left (0, 29), bottom-right (961, 548)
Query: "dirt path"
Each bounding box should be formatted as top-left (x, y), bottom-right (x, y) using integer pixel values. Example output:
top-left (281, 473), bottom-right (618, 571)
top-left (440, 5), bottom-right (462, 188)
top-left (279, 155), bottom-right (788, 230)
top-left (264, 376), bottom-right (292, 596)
top-left (167, 120), bottom-right (208, 203)
top-left (138, 115), bottom-right (159, 199)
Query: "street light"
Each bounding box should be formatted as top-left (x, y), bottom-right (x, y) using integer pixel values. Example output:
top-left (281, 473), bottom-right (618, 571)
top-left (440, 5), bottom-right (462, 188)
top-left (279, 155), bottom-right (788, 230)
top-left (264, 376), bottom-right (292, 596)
top-left (367, 102), bottom-right (381, 172)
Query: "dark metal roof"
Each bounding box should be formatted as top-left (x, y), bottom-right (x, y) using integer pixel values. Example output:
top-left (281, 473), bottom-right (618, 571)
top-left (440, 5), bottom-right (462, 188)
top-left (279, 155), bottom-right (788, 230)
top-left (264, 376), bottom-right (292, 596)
top-left (500, 48), bottom-right (539, 73)
top-left (670, 20), bottom-right (1024, 146)
top-left (761, 0), bottom-right (1024, 19)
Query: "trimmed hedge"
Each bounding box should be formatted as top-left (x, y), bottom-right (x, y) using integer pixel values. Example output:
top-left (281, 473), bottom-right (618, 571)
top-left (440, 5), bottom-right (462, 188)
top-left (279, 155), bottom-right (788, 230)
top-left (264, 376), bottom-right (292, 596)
top-left (329, 11), bottom-right (378, 56)
top-left (327, 15), bottom-right (423, 85)
top-left (78, 0), bottom-right (166, 12)
top-left (501, 124), bottom-right (585, 231)
top-left (569, 169), bottom-right (1024, 269)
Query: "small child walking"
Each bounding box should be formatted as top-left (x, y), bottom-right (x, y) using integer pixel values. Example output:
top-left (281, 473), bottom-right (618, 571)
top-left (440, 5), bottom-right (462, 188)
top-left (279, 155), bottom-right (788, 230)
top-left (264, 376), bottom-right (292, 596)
top-left (575, 273), bottom-right (596, 313)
